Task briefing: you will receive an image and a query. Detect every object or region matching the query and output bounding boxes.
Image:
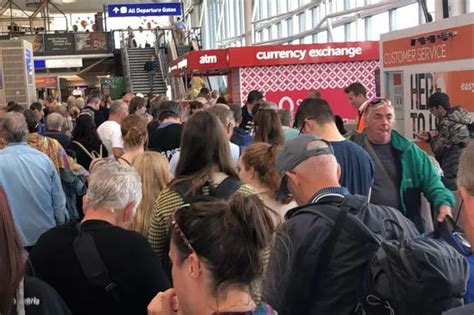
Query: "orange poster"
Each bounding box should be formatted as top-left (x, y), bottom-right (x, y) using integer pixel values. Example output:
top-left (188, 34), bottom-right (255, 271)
top-left (440, 70), bottom-right (474, 112)
top-left (383, 24), bottom-right (474, 68)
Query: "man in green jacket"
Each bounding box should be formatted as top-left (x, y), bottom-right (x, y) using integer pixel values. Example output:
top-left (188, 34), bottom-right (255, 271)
top-left (349, 98), bottom-right (454, 232)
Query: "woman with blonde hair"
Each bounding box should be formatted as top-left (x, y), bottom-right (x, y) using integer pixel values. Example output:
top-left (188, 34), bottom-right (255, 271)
top-left (118, 114), bottom-right (149, 166)
top-left (131, 152), bottom-right (170, 237)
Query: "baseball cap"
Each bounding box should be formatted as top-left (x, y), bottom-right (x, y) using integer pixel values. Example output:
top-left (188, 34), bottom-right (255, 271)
top-left (276, 135), bottom-right (334, 201)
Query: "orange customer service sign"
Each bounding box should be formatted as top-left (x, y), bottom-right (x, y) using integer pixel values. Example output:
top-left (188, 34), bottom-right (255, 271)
top-left (383, 24), bottom-right (474, 68)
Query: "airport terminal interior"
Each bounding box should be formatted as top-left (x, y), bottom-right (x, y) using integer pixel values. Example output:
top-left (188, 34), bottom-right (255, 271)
top-left (0, 0), bottom-right (474, 314)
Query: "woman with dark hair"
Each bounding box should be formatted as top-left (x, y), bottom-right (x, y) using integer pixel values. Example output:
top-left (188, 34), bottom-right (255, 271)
top-left (129, 96), bottom-right (147, 115)
top-left (253, 108), bottom-right (285, 147)
top-left (0, 187), bottom-right (70, 314)
top-left (239, 142), bottom-right (297, 225)
top-left (69, 113), bottom-right (107, 170)
top-left (148, 194), bottom-right (277, 315)
top-left (216, 96), bottom-right (227, 105)
top-left (148, 111), bottom-right (253, 260)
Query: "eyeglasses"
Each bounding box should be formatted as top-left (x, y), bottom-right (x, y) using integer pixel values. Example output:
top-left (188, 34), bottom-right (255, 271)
top-left (170, 204), bottom-right (195, 254)
top-left (298, 117), bottom-right (313, 135)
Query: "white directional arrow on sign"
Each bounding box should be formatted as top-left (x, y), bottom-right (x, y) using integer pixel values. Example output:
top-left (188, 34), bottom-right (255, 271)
top-left (113, 7), bottom-right (119, 13)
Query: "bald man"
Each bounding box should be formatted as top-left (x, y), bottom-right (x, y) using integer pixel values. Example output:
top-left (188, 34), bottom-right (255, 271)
top-left (263, 135), bottom-right (418, 315)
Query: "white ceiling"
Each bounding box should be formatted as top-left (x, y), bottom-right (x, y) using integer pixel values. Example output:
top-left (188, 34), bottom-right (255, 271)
top-left (6, 0), bottom-right (180, 13)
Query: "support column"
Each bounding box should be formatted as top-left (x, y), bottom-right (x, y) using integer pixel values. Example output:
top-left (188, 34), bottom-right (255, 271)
top-left (244, 0), bottom-right (253, 46)
top-left (449, 0), bottom-right (466, 17)
top-left (434, 0), bottom-right (466, 20)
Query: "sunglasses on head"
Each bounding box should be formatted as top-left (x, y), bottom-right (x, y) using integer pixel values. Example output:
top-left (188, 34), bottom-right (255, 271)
top-left (368, 98), bottom-right (392, 106)
top-left (170, 204), bottom-right (195, 254)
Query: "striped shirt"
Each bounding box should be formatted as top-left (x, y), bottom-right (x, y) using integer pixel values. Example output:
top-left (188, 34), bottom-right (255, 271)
top-left (147, 176), bottom-right (255, 260)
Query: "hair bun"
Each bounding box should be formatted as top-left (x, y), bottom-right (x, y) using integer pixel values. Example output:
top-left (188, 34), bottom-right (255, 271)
top-left (228, 193), bottom-right (274, 251)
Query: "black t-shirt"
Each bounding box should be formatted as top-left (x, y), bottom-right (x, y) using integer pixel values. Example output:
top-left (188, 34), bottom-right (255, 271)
top-left (148, 123), bottom-right (182, 160)
top-left (239, 105), bottom-right (253, 133)
top-left (95, 107), bottom-right (110, 127)
top-left (12, 276), bottom-right (71, 315)
top-left (29, 220), bottom-right (170, 315)
top-left (147, 120), bottom-right (160, 136)
top-left (43, 131), bottom-right (70, 150)
top-left (370, 142), bottom-right (402, 210)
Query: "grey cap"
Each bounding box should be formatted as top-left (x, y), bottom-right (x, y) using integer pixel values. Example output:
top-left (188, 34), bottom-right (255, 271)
top-left (276, 135), bottom-right (334, 200)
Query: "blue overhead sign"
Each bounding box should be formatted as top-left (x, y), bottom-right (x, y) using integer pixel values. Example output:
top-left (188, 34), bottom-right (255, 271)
top-left (107, 3), bottom-right (181, 17)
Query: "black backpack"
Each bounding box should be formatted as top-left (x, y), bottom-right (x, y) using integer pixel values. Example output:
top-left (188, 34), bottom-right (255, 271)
top-left (356, 218), bottom-right (468, 315)
top-left (161, 176), bottom-right (242, 280)
top-left (292, 195), bottom-right (468, 314)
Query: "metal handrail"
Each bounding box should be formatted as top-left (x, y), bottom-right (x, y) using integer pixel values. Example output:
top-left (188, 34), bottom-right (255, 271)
top-left (155, 28), bottom-right (168, 86)
top-left (121, 44), bottom-right (133, 92)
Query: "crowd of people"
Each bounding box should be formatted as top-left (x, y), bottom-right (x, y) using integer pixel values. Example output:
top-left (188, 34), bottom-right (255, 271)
top-left (0, 84), bottom-right (473, 315)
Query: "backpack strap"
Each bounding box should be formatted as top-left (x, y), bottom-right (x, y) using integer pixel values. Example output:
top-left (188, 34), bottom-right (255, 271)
top-left (308, 195), bottom-right (368, 271)
top-left (210, 176), bottom-right (241, 199)
top-left (72, 141), bottom-right (94, 160)
top-left (173, 182), bottom-right (193, 204)
top-left (316, 201), bottom-right (348, 272)
top-left (174, 176), bottom-right (242, 204)
top-left (291, 195), bottom-right (374, 312)
top-left (73, 223), bottom-right (120, 303)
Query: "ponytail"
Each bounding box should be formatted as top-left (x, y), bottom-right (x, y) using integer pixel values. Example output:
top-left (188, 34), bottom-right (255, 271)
top-left (123, 126), bottom-right (147, 147)
top-left (241, 142), bottom-right (282, 199)
top-left (121, 114), bottom-right (148, 148)
top-left (227, 194), bottom-right (274, 251)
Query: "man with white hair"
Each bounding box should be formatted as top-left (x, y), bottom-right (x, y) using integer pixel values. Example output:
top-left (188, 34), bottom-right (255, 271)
top-left (349, 98), bottom-right (454, 232)
top-left (44, 112), bottom-right (70, 149)
top-left (29, 163), bottom-right (170, 315)
top-left (0, 112), bottom-right (67, 248)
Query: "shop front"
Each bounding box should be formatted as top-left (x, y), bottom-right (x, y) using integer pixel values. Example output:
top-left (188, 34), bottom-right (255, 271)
top-left (169, 41), bottom-right (379, 120)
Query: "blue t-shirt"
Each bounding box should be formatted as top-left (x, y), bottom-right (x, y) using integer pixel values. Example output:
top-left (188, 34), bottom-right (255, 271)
top-left (331, 140), bottom-right (374, 196)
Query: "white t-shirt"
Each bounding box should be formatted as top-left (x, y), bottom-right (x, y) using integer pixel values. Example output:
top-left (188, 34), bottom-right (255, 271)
top-left (97, 121), bottom-right (123, 157)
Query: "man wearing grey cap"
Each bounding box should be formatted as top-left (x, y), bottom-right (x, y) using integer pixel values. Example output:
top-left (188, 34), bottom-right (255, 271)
top-left (263, 135), bottom-right (419, 314)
